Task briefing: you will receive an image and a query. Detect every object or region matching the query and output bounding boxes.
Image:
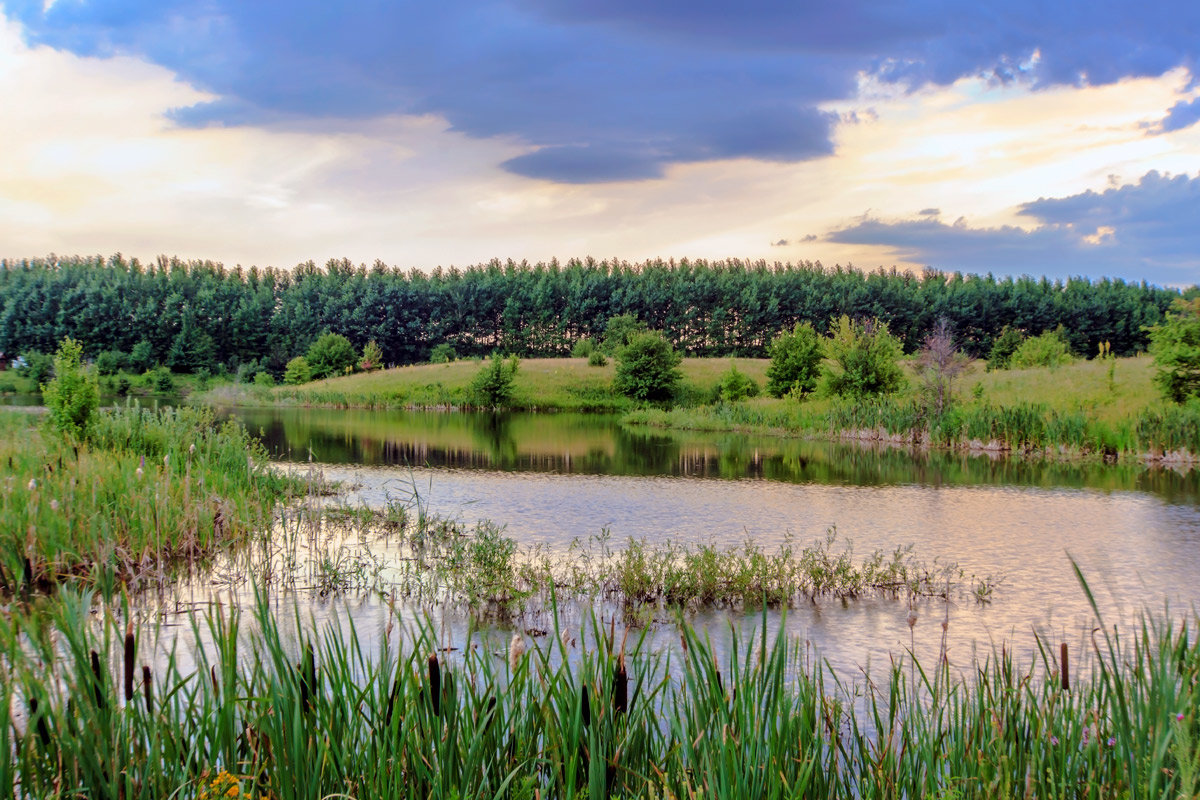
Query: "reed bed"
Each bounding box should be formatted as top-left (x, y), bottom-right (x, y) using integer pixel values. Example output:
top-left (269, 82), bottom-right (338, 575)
top-left (1, 579), bottom-right (1196, 799)
top-left (0, 406), bottom-right (303, 590)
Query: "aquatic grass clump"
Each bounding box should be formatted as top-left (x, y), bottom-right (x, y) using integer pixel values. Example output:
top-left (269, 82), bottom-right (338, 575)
top-left (1, 580), bottom-right (1197, 799)
top-left (1136, 399), bottom-right (1200, 459)
top-left (0, 405), bottom-right (304, 589)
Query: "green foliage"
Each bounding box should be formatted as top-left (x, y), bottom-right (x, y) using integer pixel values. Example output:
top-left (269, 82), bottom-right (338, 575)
top-left (94, 350), bottom-right (127, 376)
top-left (571, 338), bottom-right (596, 358)
top-left (822, 315), bottom-right (906, 398)
top-left (470, 353), bottom-right (519, 408)
top-left (359, 339), bottom-right (384, 372)
top-left (766, 321), bottom-right (823, 398)
top-left (1148, 298), bottom-right (1200, 402)
top-left (602, 313), bottom-right (648, 354)
top-left (305, 332), bottom-right (358, 379)
top-left (127, 340), bottom-right (154, 373)
top-left (41, 338), bottom-right (99, 439)
top-left (17, 351), bottom-right (53, 385)
top-left (284, 356), bottom-right (312, 386)
top-left (253, 370), bottom-right (276, 388)
top-left (429, 342), bottom-right (457, 363)
top-left (614, 331), bottom-right (682, 402)
top-left (144, 366), bottom-right (174, 393)
top-left (986, 325), bottom-right (1024, 371)
top-left (1010, 328), bottom-right (1073, 370)
top-left (587, 349), bottom-right (607, 367)
top-left (718, 362), bottom-right (759, 401)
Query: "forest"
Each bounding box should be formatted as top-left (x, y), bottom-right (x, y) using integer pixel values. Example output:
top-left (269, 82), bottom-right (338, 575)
top-left (0, 253), bottom-right (1193, 376)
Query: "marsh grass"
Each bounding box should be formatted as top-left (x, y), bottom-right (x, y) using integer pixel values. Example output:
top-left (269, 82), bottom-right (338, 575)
top-left (1, 577), bottom-right (1196, 799)
top-left (0, 405), bottom-right (302, 590)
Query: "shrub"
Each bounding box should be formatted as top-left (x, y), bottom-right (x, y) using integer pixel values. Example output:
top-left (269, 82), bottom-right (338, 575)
top-left (41, 338), bottom-right (99, 439)
top-left (94, 349), bottom-right (127, 376)
top-left (718, 363), bottom-right (759, 401)
top-left (254, 371), bottom-right (276, 388)
top-left (765, 322), bottom-right (823, 398)
top-left (284, 356), bottom-right (312, 385)
top-left (470, 353), bottom-right (519, 408)
top-left (359, 339), bottom-right (384, 372)
top-left (1148, 298), bottom-right (1200, 402)
top-left (602, 314), bottom-right (648, 354)
top-left (614, 331), bottom-right (682, 403)
top-left (1010, 328), bottom-right (1073, 370)
top-left (145, 366), bottom-right (175, 393)
top-left (587, 349), bottom-right (607, 367)
top-left (986, 326), bottom-right (1023, 371)
top-left (128, 340), bottom-right (154, 373)
top-left (571, 338), bottom-right (596, 358)
top-left (822, 315), bottom-right (906, 398)
top-left (16, 351), bottom-right (53, 385)
top-left (430, 343), bottom-right (457, 363)
top-left (306, 332), bottom-right (357, 379)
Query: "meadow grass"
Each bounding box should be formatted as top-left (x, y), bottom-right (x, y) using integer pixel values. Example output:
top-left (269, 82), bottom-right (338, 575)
top-left (0, 405), bottom-right (302, 589)
top-left (204, 357), bottom-right (771, 412)
top-left (1, 580), bottom-right (1195, 799)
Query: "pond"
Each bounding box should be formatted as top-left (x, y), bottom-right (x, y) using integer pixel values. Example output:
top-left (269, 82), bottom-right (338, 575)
top-left (219, 407), bottom-right (1200, 677)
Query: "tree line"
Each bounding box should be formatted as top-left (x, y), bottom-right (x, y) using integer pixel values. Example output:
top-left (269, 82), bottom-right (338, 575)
top-left (0, 253), bottom-right (1193, 376)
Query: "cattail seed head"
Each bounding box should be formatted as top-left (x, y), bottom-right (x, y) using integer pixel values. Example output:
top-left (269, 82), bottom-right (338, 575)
top-left (27, 478), bottom-right (36, 491)
top-left (142, 665), bottom-right (153, 714)
top-left (123, 625), bottom-right (136, 702)
top-left (90, 650), bottom-right (106, 710)
top-left (906, 609), bottom-right (918, 629)
top-left (509, 633), bottom-right (525, 673)
top-left (613, 658), bottom-right (628, 715)
top-left (428, 653), bottom-right (442, 717)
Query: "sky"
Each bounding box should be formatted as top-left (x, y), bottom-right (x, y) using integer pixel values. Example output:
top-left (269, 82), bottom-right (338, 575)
top-left (1, 1), bottom-right (1199, 287)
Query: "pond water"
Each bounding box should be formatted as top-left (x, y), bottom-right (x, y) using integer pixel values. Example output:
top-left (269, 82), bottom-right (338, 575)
top-left (214, 407), bottom-right (1200, 678)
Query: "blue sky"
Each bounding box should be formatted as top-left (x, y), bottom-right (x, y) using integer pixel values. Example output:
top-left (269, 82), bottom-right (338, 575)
top-left (1, 0), bottom-right (1198, 285)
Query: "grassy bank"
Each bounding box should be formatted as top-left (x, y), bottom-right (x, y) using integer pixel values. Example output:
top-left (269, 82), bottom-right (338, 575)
top-left (625, 355), bottom-right (1200, 461)
top-left (201, 357), bottom-right (771, 412)
top-left (3, 584), bottom-right (1196, 799)
top-left (0, 405), bottom-right (301, 589)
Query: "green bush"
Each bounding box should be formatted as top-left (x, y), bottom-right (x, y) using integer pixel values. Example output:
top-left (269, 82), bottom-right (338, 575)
top-left (602, 314), bottom-right (648, 354)
top-left (822, 315), bottom-right (906, 398)
top-left (284, 356), bottom-right (312, 385)
top-left (1148, 298), bottom-right (1200, 402)
top-left (1010, 328), bottom-right (1073, 370)
top-left (17, 351), bottom-right (53, 385)
top-left (94, 349), bottom-right (127, 376)
top-left (470, 353), bottom-right (519, 408)
top-left (306, 332), bottom-right (357, 379)
top-left (614, 331), bottom-right (682, 403)
top-left (718, 363), bottom-right (759, 401)
top-left (429, 342), bottom-right (457, 363)
top-left (587, 349), bottom-right (608, 367)
top-left (144, 366), bottom-right (175, 393)
top-left (359, 339), bottom-right (384, 371)
top-left (766, 322), bottom-right (823, 398)
top-left (571, 338), bottom-right (596, 358)
top-left (986, 326), bottom-right (1024, 371)
top-left (128, 340), bottom-right (154, 373)
top-left (41, 338), bottom-right (99, 439)
top-left (254, 371), bottom-right (276, 388)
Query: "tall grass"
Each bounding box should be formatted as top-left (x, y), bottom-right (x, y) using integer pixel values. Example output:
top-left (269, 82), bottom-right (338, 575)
top-left (1, 582), bottom-right (1196, 799)
top-left (0, 405), bottom-right (302, 589)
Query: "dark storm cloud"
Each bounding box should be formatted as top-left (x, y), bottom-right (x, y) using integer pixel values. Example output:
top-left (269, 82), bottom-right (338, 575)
top-left (828, 172), bottom-right (1200, 286)
top-left (8, 0), bottom-right (1200, 182)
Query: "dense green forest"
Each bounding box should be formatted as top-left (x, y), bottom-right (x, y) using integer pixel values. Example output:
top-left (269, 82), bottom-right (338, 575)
top-left (0, 254), bottom-right (1193, 376)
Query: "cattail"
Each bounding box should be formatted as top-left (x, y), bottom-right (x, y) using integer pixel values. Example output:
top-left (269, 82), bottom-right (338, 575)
top-left (581, 684), bottom-right (591, 727)
top-left (384, 674), bottom-right (400, 726)
top-left (298, 645), bottom-right (315, 713)
top-left (29, 697), bottom-right (51, 747)
top-left (509, 633), bottom-right (525, 673)
top-left (49, 499), bottom-right (59, 512)
top-left (483, 695), bottom-right (497, 731)
top-left (189, 443), bottom-right (196, 456)
top-left (123, 624), bottom-right (136, 702)
top-left (1061, 642), bottom-right (1070, 691)
top-left (90, 650), bottom-right (106, 710)
top-left (163, 454), bottom-right (169, 468)
top-left (22, 557), bottom-right (33, 590)
top-left (906, 608), bottom-right (918, 629)
top-left (428, 653), bottom-right (441, 717)
top-left (27, 478), bottom-right (36, 491)
top-left (142, 665), bottom-right (153, 714)
top-left (613, 658), bottom-right (628, 715)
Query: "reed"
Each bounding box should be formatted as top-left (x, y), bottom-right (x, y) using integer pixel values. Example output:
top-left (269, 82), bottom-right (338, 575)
top-left (0, 405), bottom-right (303, 588)
top-left (2, 579), bottom-right (1195, 799)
